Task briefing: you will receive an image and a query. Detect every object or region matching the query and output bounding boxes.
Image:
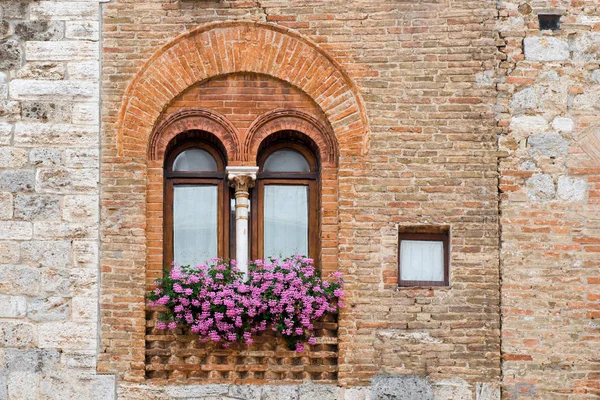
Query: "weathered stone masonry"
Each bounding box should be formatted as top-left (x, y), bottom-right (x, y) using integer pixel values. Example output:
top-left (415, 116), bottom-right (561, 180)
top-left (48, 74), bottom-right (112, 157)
top-left (0, 0), bottom-right (599, 399)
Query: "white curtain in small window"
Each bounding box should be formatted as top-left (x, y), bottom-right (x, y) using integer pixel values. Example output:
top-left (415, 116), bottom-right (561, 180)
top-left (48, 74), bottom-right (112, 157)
top-left (174, 185), bottom-right (218, 266)
top-left (400, 240), bottom-right (444, 281)
top-left (264, 185), bottom-right (308, 259)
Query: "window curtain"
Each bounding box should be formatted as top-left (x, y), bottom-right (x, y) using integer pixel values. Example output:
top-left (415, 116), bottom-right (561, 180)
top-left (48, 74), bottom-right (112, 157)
top-left (173, 185), bottom-right (218, 266)
top-left (400, 240), bottom-right (444, 281)
top-left (264, 185), bottom-right (308, 259)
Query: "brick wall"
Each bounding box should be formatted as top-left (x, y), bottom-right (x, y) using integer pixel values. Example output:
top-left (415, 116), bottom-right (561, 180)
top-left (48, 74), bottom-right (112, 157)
top-left (497, 1), bottom-right (600, 398)
top-left (100, 1), bottom-right (502, 397)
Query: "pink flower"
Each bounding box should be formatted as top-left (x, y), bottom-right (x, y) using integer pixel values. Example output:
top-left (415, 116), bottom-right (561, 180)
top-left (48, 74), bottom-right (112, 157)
top-left (168, 321), bottom-right (177, 330)
top-left (156, 322), bottom-right (166, 330)
top-left (308, 336), bottom-right (316, 345)
top-left (295, 343), bottom-right (304, 353)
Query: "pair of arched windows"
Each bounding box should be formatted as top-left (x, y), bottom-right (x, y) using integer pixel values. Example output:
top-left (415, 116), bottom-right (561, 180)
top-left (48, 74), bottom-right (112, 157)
top-left (164, 136), bottom-right (318, 267)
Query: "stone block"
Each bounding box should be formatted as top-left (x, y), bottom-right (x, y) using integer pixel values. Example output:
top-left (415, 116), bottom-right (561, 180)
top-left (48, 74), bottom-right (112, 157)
top-left (0, 39), bottom-right (22, 70)
top-left (1, 1), bottom-right (28, 19)
top-left (10, 80), bottom-right (99, 101)
top-left (66, 21), bottom-right (99, 41)
top-left (475, 383), bottom-right (500, 400)
top-left (526, 174), bottom-right (555, 202)
top-left (572, 32), bottom-right (600, 61)
top-left (22, 101), bottom-right (71, 122)
top-left (0, 241), bottom-right (19, 263)
top-left (0, 101), bottom-right (20, 122)
top-left (509, 116), bottom-right (548, 138)
top-left (524, 37), bottom-right (569, 61)
top-left (0, 20), bottom-right (9, 39)
top-left (39, 373), bottom-right (116, 400)
top-left (510, 87), bottom-right (543, 114)
top-left (71, 240), bottom-right (98, 269)
top-left (27, 297), bottom-right (70, 322)
top-left (72, 103), bottom-right (99, 125)
top-left (7, 371), bottom-right (39, 400)
top-left (33, 221), bottom-right (97, 239)
top-left (20, 240), bottom-right (70, 267)
top-left (31, 2), bottom-right (98, 21)
top-left (527, 133), bottom-right (568, 158)
top-left (0, 170), bottom-right (34, 192)
top-left (63, 195), bottom-right (98, 222)
top-left (14, 21), bottom-right (63, 41)
top-left (371, 375), bottom-right (434, 400)
top-left (432, 379), bottom-right (472, 400)
top-left (0, 71), bottom-right (7, 99)
top-left (299, 382), bottom-right (338, 400)
top-left (344, 387), bottom-right (371, 400)
top-left (72, 296), bottom-right (96, 321)
top-left (4, 348), bottom-right (60, 373)
top-left (15, 62), bottom-right (66, 80)
top-left (0, 147), bottom-right (28, 169)
top-left (60, 351), bottom-right (97, 369)
top-left (0, 192), bottom-right (12, 219)
top-left (15, 123), bottom-right (98, 147)
top-left (0, 322), bottom-right (36, 348)
top-left (551, 117), bottom-right (573, 133)
top-left (38, 321), bottom-right (96, 350)
top-left (14, 194), bottom-right (61, 220)
top-left (0, 265), bottom-right (39, 295)
top-left (0, 122), bottom-right (11, 145)
top-left (0, 221), bottom-right (32, 240)
top-left (25, 41), bottom-right (97, 61)
top-left (40, 267), bottom-right (72, 296)
top-left (229, 385), bottom-right (263, 399)
top-left (0, 295), bottom-right (26, 318)
top-left (556, 176), bottom-right (586, 202)
top-left (165, 384), bottom-right (229, 398)
top-left (36, 167), bottom-right (98, 193)
top-left (67, 61), bottom-right (99, 80)
top-left (65, 149), bottom-right (99, 168)
top-left (591, 69), bottom-right (600, 84)
top-left (69, 268), bottom-right (97, 296)
top-left (261, 385), bottom-right (299, 400)
top-left (30, 148), bottom-right (62, 167)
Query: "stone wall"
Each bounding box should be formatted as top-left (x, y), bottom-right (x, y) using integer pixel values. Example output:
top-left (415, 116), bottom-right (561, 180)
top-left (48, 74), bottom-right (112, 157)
top-left (0, 0), bottom-right (114, 398)
top-left (497, 1), bottom-right (600, 398)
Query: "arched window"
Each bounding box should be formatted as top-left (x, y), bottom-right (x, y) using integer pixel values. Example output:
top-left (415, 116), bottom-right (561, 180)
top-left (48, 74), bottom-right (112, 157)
top-left (253, 142), bottom-right (319, 263)
top-left (164, 141), bottom-right (230, 266)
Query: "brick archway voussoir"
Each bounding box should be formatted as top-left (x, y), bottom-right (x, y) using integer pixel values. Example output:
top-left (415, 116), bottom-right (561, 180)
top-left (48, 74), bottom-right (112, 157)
top-left (117, 22), bottom-right (368, 158)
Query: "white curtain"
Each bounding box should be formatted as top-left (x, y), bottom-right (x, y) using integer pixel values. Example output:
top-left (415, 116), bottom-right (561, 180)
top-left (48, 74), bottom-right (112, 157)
top-left (400, 240), bottom-right (444, 281)
top-left (264, 185), bottom-right (308, 259)
top-left (174, 185), bottom-right (218, 266)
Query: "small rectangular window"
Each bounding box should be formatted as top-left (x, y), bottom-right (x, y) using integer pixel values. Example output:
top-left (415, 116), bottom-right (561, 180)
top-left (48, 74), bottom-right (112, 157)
top-left (398, 230), bottom-right (449, 287)
top-left (538, 14), bottom-right (561, 31)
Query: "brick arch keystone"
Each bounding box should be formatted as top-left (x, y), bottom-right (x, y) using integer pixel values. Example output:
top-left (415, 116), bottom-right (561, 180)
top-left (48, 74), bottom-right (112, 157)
top-left (245, 109), bottom-right (339, 168)
top-left (117, 21), bottom-right (369, 159)
top-left (149, 109), bottom-right (240, 162)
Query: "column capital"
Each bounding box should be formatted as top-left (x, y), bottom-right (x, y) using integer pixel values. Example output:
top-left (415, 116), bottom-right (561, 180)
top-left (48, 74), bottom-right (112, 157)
top-left (226, 166), bottom-right (259, 192)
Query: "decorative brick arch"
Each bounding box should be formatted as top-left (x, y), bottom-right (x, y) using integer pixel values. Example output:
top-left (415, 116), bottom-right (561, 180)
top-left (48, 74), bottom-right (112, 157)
top-left (117, 21), bottom-right (368, 159)
top-left (245, 109), bottom-right (338, 168)
top-left (149, 109), bottom-right (240, 162)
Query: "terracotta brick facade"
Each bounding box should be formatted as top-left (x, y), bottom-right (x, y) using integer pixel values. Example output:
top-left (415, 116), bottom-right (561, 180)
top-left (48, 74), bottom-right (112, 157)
top-left (100, 1), bottom-right (502, 396)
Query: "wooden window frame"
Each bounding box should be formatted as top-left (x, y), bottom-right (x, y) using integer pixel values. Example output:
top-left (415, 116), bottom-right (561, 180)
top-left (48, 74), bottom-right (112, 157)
top-left (398, 232), bottom-right (449, 287)
top-left (164, 141), bottom-right (232, 270)
top-left (251, 142), bottom-right (320, 266)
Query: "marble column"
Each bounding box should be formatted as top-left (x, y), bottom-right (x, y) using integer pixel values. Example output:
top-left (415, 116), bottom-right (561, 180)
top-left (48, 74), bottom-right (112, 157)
top-left (226, 166), bottom-right (259, 278)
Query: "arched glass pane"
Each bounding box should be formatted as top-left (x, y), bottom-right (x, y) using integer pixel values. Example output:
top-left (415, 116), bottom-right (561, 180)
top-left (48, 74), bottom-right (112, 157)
top-left (173, 185), bottom-right (218, 265)
top-left (263, 185), bottom-right (308, 259)
top-left (172, 148), bottom-right (218, 172)
top-left (263, 149), bottom-right (310, 172)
